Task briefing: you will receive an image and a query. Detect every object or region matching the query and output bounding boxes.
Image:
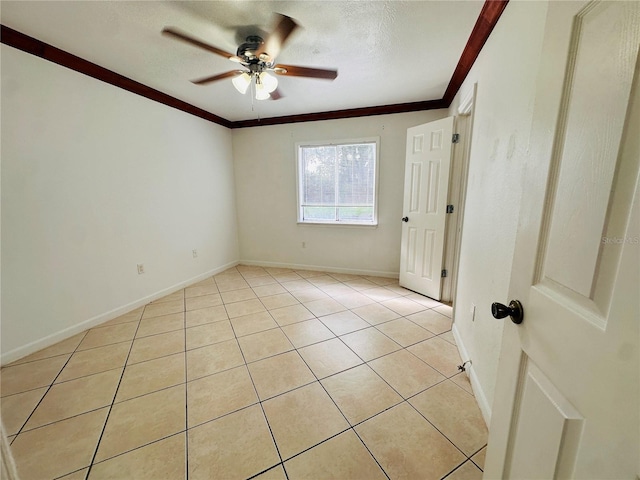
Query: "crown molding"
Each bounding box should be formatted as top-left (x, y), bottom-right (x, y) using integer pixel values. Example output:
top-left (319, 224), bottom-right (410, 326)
top-left (442, 0), bottom-right (509, 105)
top-left (0, 0), bottom-right (508, 128)
top-left (231, 99), bottom-right (448, 128)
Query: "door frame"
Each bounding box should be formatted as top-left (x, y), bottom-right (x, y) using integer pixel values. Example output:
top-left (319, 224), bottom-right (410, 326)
top-left (1, 420), bottom-right (19, 480)
top-left (442, 83), bottom-right (477, 304)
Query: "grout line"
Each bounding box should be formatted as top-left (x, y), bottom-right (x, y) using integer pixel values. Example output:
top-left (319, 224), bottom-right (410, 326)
top-left (346, 400), bottom-right (405, 430)
top-left (81, 431), bottom-right (188, 475)
top-left (469, 444), bottom-right (487, 457)
top-left (84, 302), bottom-right (148, 480)
top-left (278, 326), bottom-right (335, 350)
top-left (137, 326), bottom-right (187, 340)
top-left (126, 344), bottom-right (185, 367)
top-left (441, 459), bottom-right (473, 479)
top-left (94, 311), bottom-right (177, 329)
top-left (185, 398), bottom-right (261, 432)
top-left (182, 289), bottom-right (190, 480)
top-left (245, 463), bottom-right (286, 480)
top-left (10, 329), bottom-right (91, 442)
top-left (15, 402), bottom-right (117, 437)
top-left (1, 350), bottom-right (85, 369)
top-left (406, 397), bottom-right (469, 459)
top-left (230, 314), bottom-right (290, 480)
top-left (113, 374), bottom-right (186, 405)
top-left (469, 445), bottom-right (487, 472)
top-left (52, 468), bottom-right (86, 479)
top-left (403, 314), bottom-right (445, 335)
top-left (184, 358), bottom-right (244, 385)
top-left (290, 340), bottom-right (391, 478)
top-left (276, 425), bottom-right (352, 463)
top-left (350, 427), bottom-right (392, 480)
top-left (1, 328), bottom-right (100, 369)
top-left (62, 338), bottom-right (138, 356)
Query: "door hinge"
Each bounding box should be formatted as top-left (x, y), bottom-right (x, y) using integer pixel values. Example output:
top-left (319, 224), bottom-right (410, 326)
top-left (452, 133), bottom-right (460, 144)
top-left (446, 204), bottom-right (454, 214)
top-left (441, 269), bottom-right (448, 278)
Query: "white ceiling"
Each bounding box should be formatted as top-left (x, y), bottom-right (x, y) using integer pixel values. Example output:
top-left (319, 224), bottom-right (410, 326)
top-left (1, 1), bottom-right (484, 122)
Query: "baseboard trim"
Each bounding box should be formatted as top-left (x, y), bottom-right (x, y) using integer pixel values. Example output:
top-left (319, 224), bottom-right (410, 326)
top-left (0, 260), bottom-right (239, 366)
top-left (239, 259), bottom-right (399, 279)
top-left (452, 322), bottom-right (492, 426)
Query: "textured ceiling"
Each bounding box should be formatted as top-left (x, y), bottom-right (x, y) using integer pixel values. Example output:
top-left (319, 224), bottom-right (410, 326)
top-left (1, 1), bottom-right (484, 122)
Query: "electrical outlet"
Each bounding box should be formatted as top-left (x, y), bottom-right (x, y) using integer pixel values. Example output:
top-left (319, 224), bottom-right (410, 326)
top-left (137, 263), bottom-right (145, 275)
top-left (471, 304), bottom-right (476, 321)
top-left (192, 249), bottom-right (198, 258)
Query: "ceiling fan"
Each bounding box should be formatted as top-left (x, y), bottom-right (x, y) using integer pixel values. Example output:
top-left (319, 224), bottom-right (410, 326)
top-left (163, 13), bottom-right (338, 101)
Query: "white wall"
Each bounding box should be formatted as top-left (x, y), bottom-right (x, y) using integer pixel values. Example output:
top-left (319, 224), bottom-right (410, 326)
top-left (448, 1), bottom-right (549, 421)
top-left (1, 45), bottom-right (239, 363)
top-left (232, 110), bottom-right (447, 276)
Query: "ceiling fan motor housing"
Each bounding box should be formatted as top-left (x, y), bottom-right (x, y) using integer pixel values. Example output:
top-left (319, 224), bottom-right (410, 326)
top-left (237, 36), bottom-right (265, 62)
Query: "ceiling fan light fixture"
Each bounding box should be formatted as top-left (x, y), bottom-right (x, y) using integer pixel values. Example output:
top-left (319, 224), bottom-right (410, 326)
top-left (232, 72), bottom-right (251, 94)
top-left (259, 72), bottom-right (278, 93)
top-left (255, 75), bottom-right (270, 100)
top-left (255, 86), bottom-right (271, 100)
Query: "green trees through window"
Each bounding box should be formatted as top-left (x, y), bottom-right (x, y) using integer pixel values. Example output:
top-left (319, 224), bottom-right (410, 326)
top-left (297, 139), bottom-right (378, 225)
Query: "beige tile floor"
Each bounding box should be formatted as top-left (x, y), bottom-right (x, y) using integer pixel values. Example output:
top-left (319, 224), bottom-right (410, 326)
top-left (1, 266), bottom-right (488, 480)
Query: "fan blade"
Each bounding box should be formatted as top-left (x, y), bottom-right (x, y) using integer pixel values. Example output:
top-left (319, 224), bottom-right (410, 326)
top-left (163, 27), bottom-right (242, 62)
top-left (274, 64), bottom-right (338, 80)
top-left (269, 88), bottom-right (284, 100)
top-left (191, 70), bottom-right (245, 85)
top-left (256, 14), bottom-right (299, 62)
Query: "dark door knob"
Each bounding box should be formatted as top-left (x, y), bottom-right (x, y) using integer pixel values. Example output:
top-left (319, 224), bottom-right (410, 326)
top-left (491, 300), bottom-right (524, 324)
top-left (402, 216), bottom-right (409, 222)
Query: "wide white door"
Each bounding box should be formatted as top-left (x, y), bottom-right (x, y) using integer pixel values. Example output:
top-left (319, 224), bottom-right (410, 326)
top-left (399, 117), bottom-right (454, 300)
top-left (485, 1), bottom-right (640, 479)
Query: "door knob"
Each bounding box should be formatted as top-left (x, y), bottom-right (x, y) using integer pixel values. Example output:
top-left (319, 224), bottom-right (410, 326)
top-left (402, 216), bottom-right (409, 222)
top-left (491, 300), bottom-right (524, 324)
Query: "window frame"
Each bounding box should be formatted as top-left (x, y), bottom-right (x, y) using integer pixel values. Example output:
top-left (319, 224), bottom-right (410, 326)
top-left (295, 137), bottom-right (380, 226)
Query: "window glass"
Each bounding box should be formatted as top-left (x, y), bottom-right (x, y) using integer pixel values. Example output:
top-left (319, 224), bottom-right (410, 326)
top-left (297, 139), bottom-right (378, 225)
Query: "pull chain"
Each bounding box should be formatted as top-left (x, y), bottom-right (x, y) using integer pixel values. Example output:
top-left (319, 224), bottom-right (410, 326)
top-left (249, 76), bottom-right (261, 121)
top-left (251, 76), bottom-right (255, 112)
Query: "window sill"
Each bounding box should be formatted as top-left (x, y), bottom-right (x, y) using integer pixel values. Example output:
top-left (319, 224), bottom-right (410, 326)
top-left (297, 221), bottom-right (379, 228)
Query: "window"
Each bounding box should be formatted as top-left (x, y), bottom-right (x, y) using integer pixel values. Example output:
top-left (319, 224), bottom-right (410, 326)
top-left (296, 138), bottom-right (379, 225)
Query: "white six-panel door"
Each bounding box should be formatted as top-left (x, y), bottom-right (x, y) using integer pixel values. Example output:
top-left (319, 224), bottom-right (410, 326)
top-left (485, 1), bottom-right (640, 478)
top-left (399, 117), bottom-right (454, 300)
